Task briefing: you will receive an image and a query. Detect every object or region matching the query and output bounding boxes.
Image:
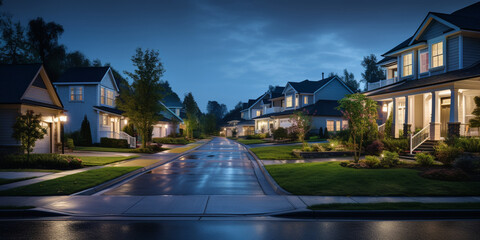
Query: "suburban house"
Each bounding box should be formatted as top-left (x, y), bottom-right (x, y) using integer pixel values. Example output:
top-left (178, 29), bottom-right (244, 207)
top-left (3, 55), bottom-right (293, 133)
top-left (0, 64), bottom-right (64, 153)
top-left (253, 76), bottom-right (354, 134)
top-left (151, 101), bottom-right (184, 138)
top-left (222, 120), bottom-right (255, 137)
top-left (53, 67), bottom-right (135, 147)
top-left (364, 2), bottom-right (480, 152)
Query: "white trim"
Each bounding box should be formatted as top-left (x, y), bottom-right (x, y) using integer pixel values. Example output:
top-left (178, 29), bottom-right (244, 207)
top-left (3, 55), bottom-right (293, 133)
top-left (459, 34), bottom-right (463, 69)
top-left (282, 83), bottom-right (298, 95)
top-left (409, 14), bottom-right (460, 45)
top-left (384, 42), bottom-right (427, 57)
top-left (159, 101), bottom-right (184, 123)
top-left (20, 66), bottom-right (63, 108)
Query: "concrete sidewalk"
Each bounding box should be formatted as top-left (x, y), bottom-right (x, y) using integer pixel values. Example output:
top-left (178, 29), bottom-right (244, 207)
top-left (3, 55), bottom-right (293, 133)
top-left (1, 195), bottom-right (479, 217)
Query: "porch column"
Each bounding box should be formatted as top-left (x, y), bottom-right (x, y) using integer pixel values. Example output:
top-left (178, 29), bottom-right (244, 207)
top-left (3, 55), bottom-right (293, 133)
top-left (448, 88), bottom-right (460, 138)
top-left (403, 96), bottom-right (411, 138)
top-left (392, 97), bottom-right (397, 138)
top-left (430, 91), bottom-right (441, 140)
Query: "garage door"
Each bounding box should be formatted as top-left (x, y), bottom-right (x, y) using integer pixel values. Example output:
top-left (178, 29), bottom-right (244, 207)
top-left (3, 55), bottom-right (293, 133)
top-left (33, 122), bottom-right (51, 153)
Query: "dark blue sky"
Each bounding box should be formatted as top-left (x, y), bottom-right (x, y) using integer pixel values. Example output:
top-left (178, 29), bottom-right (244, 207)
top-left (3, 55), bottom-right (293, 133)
top-left (2, 0), bottom-right (476, 111)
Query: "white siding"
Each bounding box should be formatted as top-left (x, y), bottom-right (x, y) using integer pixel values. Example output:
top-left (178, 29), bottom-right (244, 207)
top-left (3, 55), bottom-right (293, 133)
top-left (23, 86), bottom-right (54, 105)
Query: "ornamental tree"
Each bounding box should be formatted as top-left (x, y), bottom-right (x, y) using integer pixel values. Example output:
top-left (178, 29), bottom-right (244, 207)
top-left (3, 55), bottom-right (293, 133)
top-left (289, 110), bottom-right (312, 142)
top-left (337, 93), bottom-right (378, 162)
top-left (12, 110), bottom-right (47, 160)
top-left (469, 96), bottom-right (480, 128)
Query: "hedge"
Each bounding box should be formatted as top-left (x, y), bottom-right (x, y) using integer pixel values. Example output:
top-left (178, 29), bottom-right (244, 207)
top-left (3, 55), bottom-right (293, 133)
top-left (152, 137), bottom-right (191, 145)
top-left (100, 137), bottom-right (129, 148)
top-left (0, 154), bottom-right (83, 169)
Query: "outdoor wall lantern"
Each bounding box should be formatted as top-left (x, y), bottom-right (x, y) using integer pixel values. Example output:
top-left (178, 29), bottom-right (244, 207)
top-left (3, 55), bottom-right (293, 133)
top-left (382, 103), bottom-right (388, 112)
top-left (59, 114), bottom-right (67, 154)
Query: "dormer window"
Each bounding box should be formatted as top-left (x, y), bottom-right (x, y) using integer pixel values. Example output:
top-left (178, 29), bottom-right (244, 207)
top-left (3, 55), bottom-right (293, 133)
top-left (431, 41), bottom-right (444, 68)
top-left (419, 50), bottom-right (429, 73)
top-left (286, 96), bottom-right (293, 108)
top-left (402, 53), bottom-right (413, 77)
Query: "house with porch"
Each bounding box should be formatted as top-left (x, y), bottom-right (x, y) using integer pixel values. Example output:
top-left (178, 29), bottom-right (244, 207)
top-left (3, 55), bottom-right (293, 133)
top-left (365, 2), bottom-right (480, 152)
top-left (254, 76), bottom-right (354, 134)
top-left (0, 64), bottom-right (64, 153)
top-left (53, 67), bottom-right (135, 147)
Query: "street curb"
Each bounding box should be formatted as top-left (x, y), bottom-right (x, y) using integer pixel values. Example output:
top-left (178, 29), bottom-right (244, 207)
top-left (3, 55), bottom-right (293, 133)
top-left (239, 142), bottom-right (291, 195)
top-left (73, 140), bottom-right (211, 196)
top-left (272, 209), bottom-right (480, 220)
top-left (0, 208), bottom-right (68, 218)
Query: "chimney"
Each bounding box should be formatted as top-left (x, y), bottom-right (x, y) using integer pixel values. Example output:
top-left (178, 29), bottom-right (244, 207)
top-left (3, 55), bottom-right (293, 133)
top-left (322, 72), bottom-right (324, 80)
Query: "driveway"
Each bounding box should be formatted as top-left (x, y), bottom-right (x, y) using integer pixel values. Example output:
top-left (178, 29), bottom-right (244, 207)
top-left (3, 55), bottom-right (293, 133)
top-left (103, 137), bottom-right (269, 195)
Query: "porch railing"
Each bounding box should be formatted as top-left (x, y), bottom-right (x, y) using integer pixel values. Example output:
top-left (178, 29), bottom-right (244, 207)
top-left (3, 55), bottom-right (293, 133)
top-left (378, 123), bottom-right (385, 133)
top-left (367, 77), bottom-right (399, 91)
top-left (460, 124), bottom-right (480, 137)
top-left (410, 125), bottom-right (430, 154)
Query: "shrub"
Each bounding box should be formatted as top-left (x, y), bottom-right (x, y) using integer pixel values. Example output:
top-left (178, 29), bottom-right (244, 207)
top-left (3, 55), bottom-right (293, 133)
top-left (318, 127), bottom-right (324, 138)
top-left (339, 161), bottom-right (349, 167)
top-left (65, 131), bottom-right (81, 146)
top-left (420, 169), bottom-right (470, 181)
top-left (360, 156), bottom-right (381, 168)
top-left (323, 128), bottom-right (329, 139)
top-left (415, 153), bottom-right (435, 167)
top-left (246, 134), bottom-right (266, 139)
top-left (273, 127), bottom-right (288, 140)
top-left (292, 149), bottom-right (302, 158)
top-left (454, 138), bottom-right (480, 152)
top-left (152, 137), bottom-right (191, 145)
top-left (381, 151), bottom-right (399, 167)
top-left (66, 138), bottom-right (75, 150)
top-left (311, 143), bottom-right (324, 152)
top-left (288, 130), bottom-right (299, 141)
top-left (79, 115), bottom-right (92, 146)
top-left (434, 142), bottom-right (463, 167)
top-left (0, 154), bottom-right (83, 169)
top-left (382, 138), bottom-right (408, 153)
top-left (100, 138), bottom-right (129, 148)
top-left (130, 145), bottom-right (163, 153)
top-left (454, 153), bottom-right (480, 173)
top-left (365, 140), bottom-right (384, 156)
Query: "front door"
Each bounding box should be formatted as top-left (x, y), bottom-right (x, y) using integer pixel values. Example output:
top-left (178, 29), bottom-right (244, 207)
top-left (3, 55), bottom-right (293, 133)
top-left (440, 98), bottom-right (450, 138)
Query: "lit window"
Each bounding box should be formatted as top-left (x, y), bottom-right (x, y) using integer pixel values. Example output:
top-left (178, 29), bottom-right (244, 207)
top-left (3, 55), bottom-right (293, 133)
top-left (295, 96), bottom-right (299, 107)
top-left (70, 87), bottom-right (83, 101)
top-left (420, 51), bottom-right (429, 73)
top-left (101, 87), bottom-right (105, 104)
top-left (102, 115), bottom-right (108, 125)
top-left (256, 110), bottom-right (261, 116)
top-left (326, 120), bottom-right (334, 131)
top-left (336, 121), bottom-right (341, 131)
top-left (402, 53), bottom-right (412, 77)
top-left (431, 42), bottom-right (443, 68)
top-left (107, 90), bottom-right (114, 106)
top-left (286, 96), bottom-right (292, 108)
top-left (304, 96), bottom-right (308, 104)
top-left (342, 120), bottom-right (348, 129)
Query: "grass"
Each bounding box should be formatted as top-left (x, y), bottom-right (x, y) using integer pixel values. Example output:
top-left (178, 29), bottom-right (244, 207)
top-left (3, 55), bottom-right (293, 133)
top-left (0, 205), bottom-right (35, 210)
top-left (265, 161), bottom-right (480, 196)
top-left (308, 202), bottom-right (480, 210)
top-left (167, 144), bottom-right (201, 153)
top-left (250, 145), bottom-right (301, 160)
top-left (0, 169), bottom-right (61, 173)
top-left (236, 139), bottom-right (271, 145)
top-left (305, 136), bottom-right (327, 142)
top-left (0, 177), bottom-right (35, 185)
top-left (75, 146), bottom-right (138, 153)
top-left (78, 155), bottom-right (139, 166)
top-left (0, 167), bottom-right (140, 196)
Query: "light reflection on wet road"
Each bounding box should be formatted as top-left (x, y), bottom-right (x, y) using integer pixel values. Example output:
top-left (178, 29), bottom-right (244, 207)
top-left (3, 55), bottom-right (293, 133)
top-left (104, 137), bottom-right (265, 195)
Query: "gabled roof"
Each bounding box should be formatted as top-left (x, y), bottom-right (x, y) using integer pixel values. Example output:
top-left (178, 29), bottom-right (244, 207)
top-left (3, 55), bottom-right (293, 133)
top-left (160, 101), bottom-right (183, 123)
top-left (270, 86), bottom-right (285, 99)
top-left (0, 64), bottom-right (43, 104)
top-left (93, 105), bottom-right (124, 115)
top-left (254, 99), bottom-right (342, 119)
top-left (287, 76), bottom-right (335, 94)
top-left (365, 61), bottom-right (480, 97)
top-left (377, 56), bottom-right (397, 66)
top-left (162, 93), bottom-right (183, 108)
top-left (56, 67), bottom-right (110, 83)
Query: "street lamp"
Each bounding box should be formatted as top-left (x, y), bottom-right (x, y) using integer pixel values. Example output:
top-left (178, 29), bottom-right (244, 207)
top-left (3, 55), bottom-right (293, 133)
top-left (59, 114), bottom-right (67, 154)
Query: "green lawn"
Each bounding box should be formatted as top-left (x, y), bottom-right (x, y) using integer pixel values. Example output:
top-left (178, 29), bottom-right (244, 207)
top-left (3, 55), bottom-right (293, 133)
top-left (167, 144), bottom-right (201, 153)
top-left (78, 156), bottom-right (139, 166)
top-left (0, 169), bottom-right (60, 173)
top-left (265, 161), bottom-right (480, 196)
top-left (308, 202), bottom-right (480, 210)
top-left (306, 136), bottom-right (327, 142)
top-left (250, 145), bottom-right (301, 160)
top-left (236, 139), bottom-right (271, 145)
top-left (0, 167), bottom-right (140, 196)
top-left (0, 177), bottom-right (35, 185)
top-left (75, 146), bottom-right (138, 153)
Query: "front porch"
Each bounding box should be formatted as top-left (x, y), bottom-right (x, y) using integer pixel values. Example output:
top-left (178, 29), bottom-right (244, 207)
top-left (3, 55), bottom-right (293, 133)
top-left (376, 83), bottom-right (480, 140)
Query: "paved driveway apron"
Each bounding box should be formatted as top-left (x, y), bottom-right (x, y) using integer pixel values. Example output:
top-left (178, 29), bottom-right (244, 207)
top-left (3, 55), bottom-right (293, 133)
top-left (104, 138), bottom-right (265, 195)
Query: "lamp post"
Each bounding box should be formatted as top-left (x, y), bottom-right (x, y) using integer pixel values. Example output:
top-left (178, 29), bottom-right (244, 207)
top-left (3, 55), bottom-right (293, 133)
top-left (59, 114), bottom-right (67, 154)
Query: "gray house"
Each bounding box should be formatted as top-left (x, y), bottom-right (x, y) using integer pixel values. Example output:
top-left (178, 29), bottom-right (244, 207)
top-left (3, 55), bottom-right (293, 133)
top-left (365, 2), bottom-right (480, 151)
top-left (53, 67), bottom-right (134, 146)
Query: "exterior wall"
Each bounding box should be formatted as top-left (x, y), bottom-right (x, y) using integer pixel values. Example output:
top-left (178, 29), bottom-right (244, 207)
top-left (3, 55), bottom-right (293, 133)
top-left (100, 72), bottom-right (116, 91)
top-left (418, 19), bottom-right (452, 41)
top-left (314, 79), bottom-right (351, 101)
top-left (152, 121), bottom-right (178, 138)
top-left (463, 36), bottom-right (480, 68)
top-left (310, 116), bottom-right (345, 133)
top-left (23, 86), bottom-right (54, 105)
top-left (447, 35), bottom-right (460, 71)
top-left (0, 105), bottom-right (20, 147)
top-left (298, 95), bottom-right (313, 108)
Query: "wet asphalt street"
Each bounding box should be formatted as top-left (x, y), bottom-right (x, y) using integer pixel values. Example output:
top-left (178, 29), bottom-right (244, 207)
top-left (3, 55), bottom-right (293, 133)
top-left (104, 137), bottom-right (265, 195)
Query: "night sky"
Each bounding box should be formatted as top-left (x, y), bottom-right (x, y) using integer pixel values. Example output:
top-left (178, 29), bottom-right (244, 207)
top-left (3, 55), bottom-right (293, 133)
top-left (2, 0), bottom-right (476, 111)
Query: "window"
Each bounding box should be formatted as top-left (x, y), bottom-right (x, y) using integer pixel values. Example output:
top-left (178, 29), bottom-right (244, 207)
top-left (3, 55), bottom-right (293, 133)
top-left (342, 120), bottom-right (348, 130)
top-left (420, 51), bottom-right (429, 73)
top-left (431, 42), bottom-right (443, 68)
top-left (102, 115), bottom-right (108, 126)
top-left (100, 87), bottom-right (105, 104)
top-left (304, 96), bottom-right (308, 104)
top-left (336, 121), bottom-right (341, 131)
top-left (326, 120), bottom-right (334, 131)
top-left (106, 90), bottom-right (114, 106)
top-left (256, 110), bottom-right (261, 116)
top-left (70, 86), bottom-right (83, 101)
top-left (286, 96), bottom-right (293, 108)
top-left (295, 96), bottom-right (299, 107)
top-left (402, 53), bottom-right (413, 77)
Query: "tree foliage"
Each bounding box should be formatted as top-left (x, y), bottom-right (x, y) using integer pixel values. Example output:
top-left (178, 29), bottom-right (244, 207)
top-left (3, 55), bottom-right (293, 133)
top-left (341, 69), bottom-right (359, 92)
top-left (79, 115), bottom-right (92, 146)
top-left (0, 15), bottom-right (31, 64)
top-left (337, 93), bottom-right (378, 162)
top-left (361, 54), bottom-right (385, 91)
top-left (117, 48), bottom-right (165, 148)
top-left (12, 110), bottom-right (46, 160)
top-left (183, 92), bottom-right (201, 138)
top-left (222, 102), bottom-right (244, 123)
top-left (469, 96), bottom-right (480, 128)
top-left (289, 110), bottom-right (312, 142)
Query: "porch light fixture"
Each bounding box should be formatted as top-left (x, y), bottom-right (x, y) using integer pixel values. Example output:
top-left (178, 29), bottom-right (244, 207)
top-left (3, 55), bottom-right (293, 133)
top-left (53, 117), bottom-right (59, 122)
top-left (382, 104), bottom-right (388, 112)
top-left (124, 119), bottom-right (128, 125)
top-left (59, 115), bottom-right (67, 122)
top-left (59, 114), bottom-right (67, 154)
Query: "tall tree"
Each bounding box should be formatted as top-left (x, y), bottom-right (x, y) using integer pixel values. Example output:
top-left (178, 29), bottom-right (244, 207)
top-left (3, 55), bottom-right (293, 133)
top-left (207, 101), bottom-right (227, 120)
top-left (341, 69), bottom-right (360, 92)
top-left (27, 17), bottom-right (64, 63)
top-left (117, 48), bottom-right (165, 148)
top-left (79, 115), bottom-right (92, 146)
top-left (12, 110), bottom-right (46, 160)
top-left (361, 54), bottom-right (385, 91)
top-left (222, 101), bottom-right (244, 123)
top-left (183, 92), bottom-right (201, 138)
top-left (0, 16), bottom-right (30, 64)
